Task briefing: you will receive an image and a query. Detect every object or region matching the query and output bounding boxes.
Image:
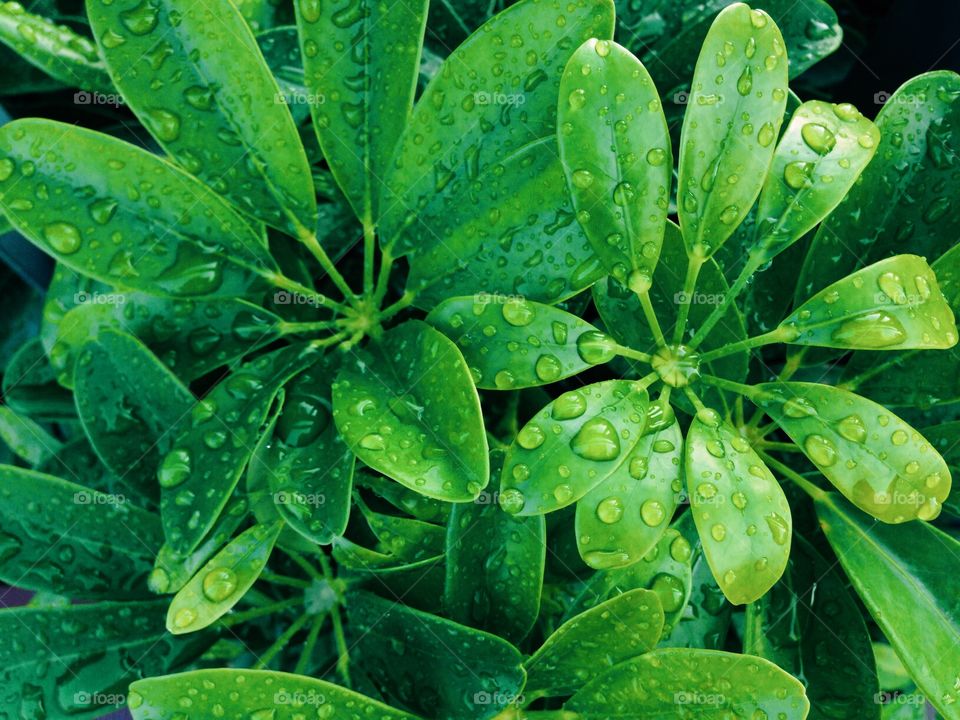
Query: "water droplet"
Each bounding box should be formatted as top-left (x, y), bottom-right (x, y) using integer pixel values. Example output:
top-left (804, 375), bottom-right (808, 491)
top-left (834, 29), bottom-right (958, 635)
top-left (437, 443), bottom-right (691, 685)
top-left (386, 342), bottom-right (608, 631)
top-left (804, 434), bottom-right (838, 467)
top-left (629, 456), bottom-right (648, 479)
top-left (576, 331), bottom-right (617, 364)
top-left (757, 122), bottom-right (776, 147)
top-left (359, 433), bottom-right (386, 451)
top-left (42, 222), bottom-right (82, 254)
top-left (501, 298), bottom-right (535, 326)
top-left (145, 108), bottom-right (181, 142)
top-left (784, 161), bottom-right (813, 190)
top-left (571, 169), bottom-right (595, 189)
top-left (494, 369), bottom-right (516, 389)
top-left (568, 89), bottom-right (587, 110)
top-left (535, 354), bottom-right (562, 382)
top-left (891, 429), bottom-right (908, 446)
top-left (571, 417), bottom-right (621, 461)
top-left (553, 391), bottom-right (587, 420)
top-left (646, 148), bottom-right (667, 166)
top-left (831, 311), bottom-right (907, 348)
top-left (837, 415), bottom-right (866, 443)
top-left (801, 123), bottom-right (836, 154)
top-left (597, 496), bottom-right (623, 524)
top-left (516, 424), bottom-right (545, 450)
top-left (640, 499), bottom-right (665, 526)
top-left (736, 66), bottom-right (753, 96)
top-left (172, 607), bottom-right (197, 629)
top-left (499, 488), bottom-right (525, 514)
top-left (158, 448), bottom-right (191, 488)
top-left (670, 536), bottom-right (692, 563)
top-left (766, 513), bottom-right (790, 545)
top-left (878, 272), bottom-right (907, 304)
top-left (651, 573), bottom-right (685, 612)
top-left (120, 1), bottom-right (158, 34)
top-left (711, 523), bottom-right (727, 542)
top-left (783, 396), bottom-right (817, 418)
top-left (202, 567), bottom-right (238, 602)
top-left (594, 39), bottom-right (611, 57)
top-left (706, 440), bottom-right (725, 458)
top-left (554, 484), bottom-right (574, 503)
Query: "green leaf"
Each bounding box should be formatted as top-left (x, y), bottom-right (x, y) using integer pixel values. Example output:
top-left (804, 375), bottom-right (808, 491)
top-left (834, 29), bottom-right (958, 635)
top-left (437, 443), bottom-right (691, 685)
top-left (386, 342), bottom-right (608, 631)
top-left (380, 0), bottom-right (615, 255)
top-left (256, 26), bottom-right (309, 125)
top-left (3, 337), bottom-right (74, 420)
top-left (499, 379), bottom-right (649, 516)
top-left (744, 535), bottom-right (880, 720)
top-left (566, 648), bottom-right (810, 719)
top-left (0, 465), bottom-right (162, 598)
top-left (357, 496), bottom-right (445, 562)
top-left (166, 521), bottom-right (282, 634)
top-left (748, 100), bottom-right (880, 264)
top-left (751, 382), bottom-right (951, 522)
top-left (346, 589), bottom-right (526, 719)
top-left (557, 38), bottom-right (671, 286)
top-left (357, 471), bottom-right (451, 524)
top-left (87, 0), bottom-right (316, 235)
top-left (0, 600), bottom-right (207, 718)
top-left (685, 408), bottom-right (791, 604)
top-left (0, 119), bottom-right (275, 298)
top-left (677, 3), bottom-right (788, 257)
top-left (780, 255), bottom-right (957, 350)
top-left (160, 343), bottom-right (319, 554)
top-left (574, 412), bottom-right (682, 569)
top-left (445, 450), bottom-right (545, 643)
top-left (816, 492), bottom-right (960, 719)
top-left (74, 330), bottom-right (194, 501)
top-left (0, 2), bottom-right (113, 92)
top-left (525, 588), bottom-right (664, 697)
top-left (332, 319), bottom-right (488, 502)
top-left (796, 71), bottom-right (960, 303)
top-left (427, 295), bottom-right (612, 389)
top-left (296, 0), bottom-right (427, 226)
top-left (128, 669), bottom-right (419, 720)
top-left (0, 404), bottom-right (60, 465)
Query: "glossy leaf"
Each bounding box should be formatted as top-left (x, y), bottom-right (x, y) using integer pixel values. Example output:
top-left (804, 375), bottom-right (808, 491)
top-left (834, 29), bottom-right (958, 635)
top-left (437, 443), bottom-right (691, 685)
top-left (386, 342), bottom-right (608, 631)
top-left (357, 497), bottom-right (445, 562)
top-left (128, 669), bottom-right (418, 720)
top-left (558, 38), bottom-right (671, 285)
top-left (2, 336), bottom-right (74, 419)
top-left (87, 0), bottom-right (317, 234)
top-left (357, 471), bottom-right (451, 524)
top-left (566, 648), bottom-right (810, 719)
top-left (685, 408), bottom-right (791, 604)
top-left (677, 3), bottom-right (788, 257)
top-left (332, 319), bottom-right (488, 502)
top-left (428, 295), bottom-right (610, 389)
top-left (525, 588), bottom-right (664, 697)
top-left (751, 382), bottom-right (951, 523)
top-left (74, 330), bottom-right (194, 501)
top-left (575, 412), bottom-right (682, 569)
top-left (745, 535), bottom-right (879, 720)
top-left (0, 119), bottom-right (275, 298)
top-left (445, 450), bottom-right (545, 643)
top-left (817, 492), bottom-right (960, 719)
top-left (780, 255), bottom-right (957, 350)
top-left (297, 0), bottom-right (427, 226)
top-left (0, 404), bottom-right (60, 465)
top-left (346, 589), bottom-right (526, 719)
top-left (380, 0), bottom-right (615, 255)
top-left (166, 521), bottom-right (282, 634)
top-left (160, 343), bottom-right (319, 554)
top-left (500, 379), bottom-right (649, 516)
top-left (749, 100), bottom-right (880, 264)
top-left (0, 465), bottom-right (162, 598)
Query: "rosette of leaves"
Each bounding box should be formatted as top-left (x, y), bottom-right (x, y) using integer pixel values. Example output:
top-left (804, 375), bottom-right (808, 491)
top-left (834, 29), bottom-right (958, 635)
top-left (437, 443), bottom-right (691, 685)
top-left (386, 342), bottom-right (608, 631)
top-left (0, 0), bottom-right (958, 719)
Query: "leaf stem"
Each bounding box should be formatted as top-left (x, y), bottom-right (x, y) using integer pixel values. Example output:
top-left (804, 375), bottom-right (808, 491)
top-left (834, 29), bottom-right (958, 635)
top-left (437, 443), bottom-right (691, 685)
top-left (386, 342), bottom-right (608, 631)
top-left (260, 572), bottom-right (312, 590)
top-left (294, 612), bottom-right (327, 675)
top-left (380, 290), bottom-right (416, 321)
top-left (700, 374), bottom-right (757, 399)
top-left (253, 611), bottom-right (313, 669)
top-left (317, 551), bottom-right (351, 688)
top-left (689, 253), bottom-right (763, 348)
top-left (615, 344), bottom-right (652, 364)
top-left (298, 230), bottom-right (359, 305)
top-left (837, 352), bottom-right (913, 392)
top-left (698, 327), bottom-right (793, 364)
top-left (682, 386), bottom-right (708, 413)
top-left (308, 331), bottom-right (351, 350)
top-left (278, 320), bottom-right (341, 336)
top-left (673, 253), bottom-right (706, 345)
top-left (759, 451), bottom-right (827, 501)
top-left (281, 548), bottom-right (325, 583)
top-left (636, 289), bottom-right (667, 347)
top-left (363, 220), bottom-right (376, 297)
top-left (263, 271), bottom-right (352, 314)
top-left (220, 597), bottom-right (303, 627)
top-left (757, 441), bottom-right (802, 454)
top-left (373, 247), bottom-right (396, 307)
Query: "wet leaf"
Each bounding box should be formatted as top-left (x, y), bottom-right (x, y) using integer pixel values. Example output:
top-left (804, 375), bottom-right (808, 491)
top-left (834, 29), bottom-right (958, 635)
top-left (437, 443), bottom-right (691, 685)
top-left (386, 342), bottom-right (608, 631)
top-left (817, 492), bottom-right (960, 720)
top-left (166, 521), bottom-right (282, 634)
top-left (566, 648), bottom-right (810, 719)
top-left (781, 255), bottom-right (957, 350)
top-left (0, 404), bottom-right (60, 465)
top-left (0, 119), bottom-right (275, 298)
top-left (357, 471), bottom-right (451, 524)
top-left (525, 588), bottom-right (664, 697)
top-left (557, 38), bottom-right (671, 286)
top-left (357, 496), bottom-right (445, 562)
top-left (2, 336), bottom-right (74, 419)
top-left (87, 0), bottom-right (316, 234)
top-left (428, 295), bottom-right (610, 389)
top-left (332, 319), bottom-right (488, 502)
top-left (677, 3), bottom-right (788, 257)
top-left (750, 382), bottom-right (951, 523)
top-left (499, 379), bottom-right (650, 516)
top-left (685, 408), bottom-right (791, 604)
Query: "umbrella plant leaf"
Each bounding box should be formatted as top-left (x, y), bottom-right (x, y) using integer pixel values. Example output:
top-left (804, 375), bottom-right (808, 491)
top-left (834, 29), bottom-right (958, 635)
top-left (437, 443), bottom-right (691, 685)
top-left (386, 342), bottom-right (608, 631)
top-left (0, 404), bottom-right (60, 465)
top-left (166, 521), bottom-right (282, 634)
top-left (525, 588), bottom-right (664, 697)
top-left (780, 255), bottom-right (957, 350)
top-left (357, 471), bottom-right (451, 524)
top-left (500, 379), bottom-right (650, 516)
top-left (427, 295), bottom-right (610, 389)
top-left (332, 319), bottom-right (488, 502)
top-left (87, 0), bottom-right (317, 235)
top-left (677, 2), bottom-right (788, 257)
top-left (557, 38), bottom-right (671, 286)
top-left (0, 119), bottom-right (275, 299)
top-left (2, 336), bottom-right (75, 420)
top-left (685, 408), bottom-right (792, 605)
top-left (296, 0), bottom-right (428, 226)
top-left (750, 382), bottom-right (951, 523)
top-left (356, 496), bottom-right (445, 562)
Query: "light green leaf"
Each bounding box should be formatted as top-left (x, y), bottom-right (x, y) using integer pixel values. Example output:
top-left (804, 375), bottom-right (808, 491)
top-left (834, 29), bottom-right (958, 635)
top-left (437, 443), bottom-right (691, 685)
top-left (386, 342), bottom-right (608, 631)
top-left (685, 408), bottom-right (791, 604)
top-left (129, 669), bottom-right (419, 720)
top-left (566, 648), bottom-right (810, 719)
top-left (780, 255), bottom-right (957, 350)
top-left (0, 119), bottom-right (275, 298)
top-left (0, 404), bottom-right (60, 465)
top-left (525, 588), bottom-right (664, 697)
top-left (500, 379), bottom-right (649, 516)
top-left (0, 465), bottom-right (162, 598)
top-left (574, 412), bottom-right (682, 569)
top-left (166, 521), bottom-right (282, 634)
top-left (817, 491), bottom-right (960, 720)
top-left (87, 0), bottom-right (317, 235)
top-left (297, 0), bottom-right (427, 226)
top-left (332, 319), bottom-right (488, 502)
top-left (428, 295), bottom-right (612, 389)
top-left (347, 589), bottom-right (526, 719)
top-left (751, 382), bottom-right (951, 523)
top-left (558, 38), bottom-right (671, 286)
top-left (677, 2), bottom-right (788, 257)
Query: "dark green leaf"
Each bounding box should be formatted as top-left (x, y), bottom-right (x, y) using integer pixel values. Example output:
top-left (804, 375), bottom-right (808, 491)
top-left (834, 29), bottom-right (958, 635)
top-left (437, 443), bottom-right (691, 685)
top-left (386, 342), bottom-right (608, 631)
top-left (357, 471), bottom-right (451, 524)
top-left (2, 337), bottom-right (74, 419)
top-left (0, 404), bottom-right (60, 465)
top-left (357, 496), bottom-right (445, 562)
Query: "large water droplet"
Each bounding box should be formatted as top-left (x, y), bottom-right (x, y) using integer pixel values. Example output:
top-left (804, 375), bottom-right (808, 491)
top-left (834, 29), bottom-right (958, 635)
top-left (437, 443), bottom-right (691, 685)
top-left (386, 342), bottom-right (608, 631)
top-left (831, 311), bottom-right (907, 348)
top-left (158, 448), bottom-right (191, 488)
top-left (804, 434), bottom-right (838, 467)
top-left (553, 391), bottom-right (587, 420)
top-left (202, 567), bottom-right (238, 602)
top-left (43, 222), bottom-right (82, 254)
top-left (801, 123), bottom-right (836, 154)
top-left (571, 417), bottom-right (621, 461)
top-left (596, 496), bottom-right (623, 524)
